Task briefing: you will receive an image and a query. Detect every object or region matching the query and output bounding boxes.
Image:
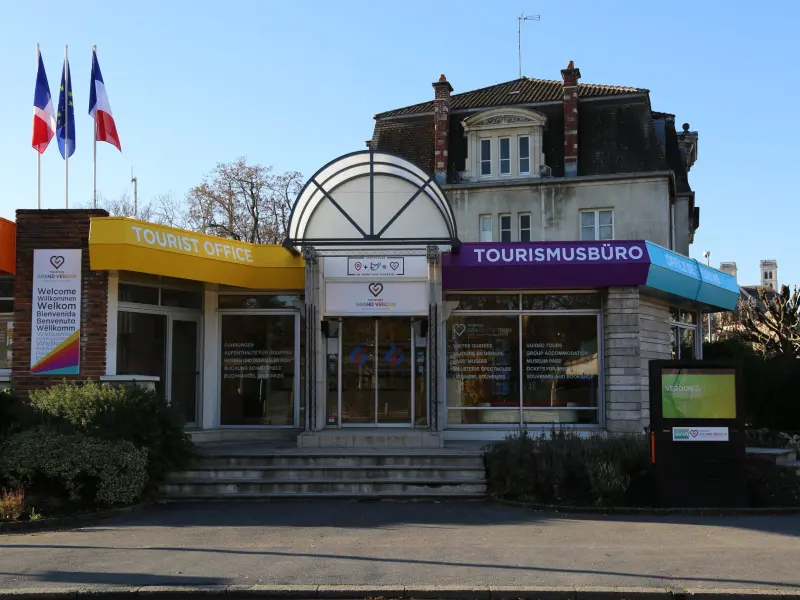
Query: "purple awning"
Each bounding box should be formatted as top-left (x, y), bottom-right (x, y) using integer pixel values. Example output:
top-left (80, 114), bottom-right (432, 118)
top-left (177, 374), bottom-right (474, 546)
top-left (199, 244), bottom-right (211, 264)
top-left (442, 241), bottom-right (650, 290)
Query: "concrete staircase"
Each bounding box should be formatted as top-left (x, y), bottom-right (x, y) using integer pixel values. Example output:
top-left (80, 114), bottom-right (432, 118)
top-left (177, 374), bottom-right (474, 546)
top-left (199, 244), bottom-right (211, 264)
top-left (159, 446), bottom-right (487, 500)
top-left (746, 447), bottom-right (800, 475)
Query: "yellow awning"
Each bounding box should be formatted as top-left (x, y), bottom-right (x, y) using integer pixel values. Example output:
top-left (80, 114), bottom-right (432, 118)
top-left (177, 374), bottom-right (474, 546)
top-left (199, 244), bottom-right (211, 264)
top-left (89, 217), bottom-right (304, 290)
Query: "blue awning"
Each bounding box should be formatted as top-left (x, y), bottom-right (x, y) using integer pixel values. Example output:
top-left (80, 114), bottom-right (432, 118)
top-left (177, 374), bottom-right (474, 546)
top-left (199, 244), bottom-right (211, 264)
top-left (643, 242), bottom-right (740, 311)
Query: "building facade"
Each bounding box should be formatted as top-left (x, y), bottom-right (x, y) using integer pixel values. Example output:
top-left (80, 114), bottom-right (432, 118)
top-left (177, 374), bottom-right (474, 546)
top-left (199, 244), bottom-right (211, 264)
top-left (0, 63), bottom-right (739, 444)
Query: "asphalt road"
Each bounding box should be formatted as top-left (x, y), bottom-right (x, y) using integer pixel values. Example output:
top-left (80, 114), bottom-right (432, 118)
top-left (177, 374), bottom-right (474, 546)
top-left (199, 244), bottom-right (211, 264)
top-left (0, 502), bottom-right (798, 591)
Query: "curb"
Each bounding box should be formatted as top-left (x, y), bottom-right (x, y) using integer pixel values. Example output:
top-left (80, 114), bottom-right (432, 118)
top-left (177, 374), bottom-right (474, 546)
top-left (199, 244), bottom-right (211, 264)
top-left (492, 497), bottom-right (800, 516)
top-left (1, 586), bottom-right (799, 599)
top-left (0, 503), bottom-right (150, 535)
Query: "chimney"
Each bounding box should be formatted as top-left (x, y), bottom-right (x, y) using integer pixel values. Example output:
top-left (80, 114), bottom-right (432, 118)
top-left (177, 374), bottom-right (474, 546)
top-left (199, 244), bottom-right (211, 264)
top-left (432, 74), bottom-right (453, 185)
top-left (719, 262), bottom-right (738, 280)
top-left (561, 61), bottom-right (581, 177)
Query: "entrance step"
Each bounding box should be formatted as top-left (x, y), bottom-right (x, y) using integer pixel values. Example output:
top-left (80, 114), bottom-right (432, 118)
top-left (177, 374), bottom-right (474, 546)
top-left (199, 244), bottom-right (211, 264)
top-left (159, 448), bottom-right (486, 500)
top-left (746, 447), bottom-right (797, 465)
top-left (189, 428), bottom-right (302, 444)
top-left (298, 428), bottom-right (443, 449)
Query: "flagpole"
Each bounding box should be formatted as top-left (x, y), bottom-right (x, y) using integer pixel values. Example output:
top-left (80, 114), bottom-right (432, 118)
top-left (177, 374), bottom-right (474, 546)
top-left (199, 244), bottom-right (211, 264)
top-left (36, 43), bottom-right (41, 209)
top-left (64, 44), bottom-right (69, 209)
top-left (92, 45), bottom-right (97, 209)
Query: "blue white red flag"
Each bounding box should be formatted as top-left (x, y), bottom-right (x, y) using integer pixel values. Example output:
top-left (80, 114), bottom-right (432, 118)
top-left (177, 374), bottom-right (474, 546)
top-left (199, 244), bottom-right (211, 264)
top-left (56, 58), bottom-right (76, 159)
top-left (32, 50), bottom-right (56, 153)
top-left (88, 49), bottom-right (121, 151)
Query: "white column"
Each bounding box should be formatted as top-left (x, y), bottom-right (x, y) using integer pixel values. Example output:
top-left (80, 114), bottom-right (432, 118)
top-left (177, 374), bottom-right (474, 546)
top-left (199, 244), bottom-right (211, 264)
top-left (201, 284), bottom-right (219, 429)
top-left (105, 271), bottom-right (119, 375)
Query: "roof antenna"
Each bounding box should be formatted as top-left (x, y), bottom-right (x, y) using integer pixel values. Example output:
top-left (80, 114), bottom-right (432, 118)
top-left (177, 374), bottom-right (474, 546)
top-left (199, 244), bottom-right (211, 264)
top-left (518, 13), bottom-right (541, 79)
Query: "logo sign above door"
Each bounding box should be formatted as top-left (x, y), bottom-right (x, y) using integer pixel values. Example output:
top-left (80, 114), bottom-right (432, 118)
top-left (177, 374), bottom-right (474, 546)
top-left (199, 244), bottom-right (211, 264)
top-left (324, 281), bottom-right (429, 315)
top-left (323, 256), bottom-right (428, 279)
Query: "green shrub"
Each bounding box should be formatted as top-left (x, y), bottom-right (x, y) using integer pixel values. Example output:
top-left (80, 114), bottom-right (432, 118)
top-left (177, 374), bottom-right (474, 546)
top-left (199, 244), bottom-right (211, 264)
top-left (0, 427), bottom-right (148, 509)
top-left (0, 389), bottom-right (39, 442)
top-left (745, 457), bottom-right (800, 508)
top-left (29, 381), bottom-right (193, 485)
top-left (484, 428), bottom-right (651, 507)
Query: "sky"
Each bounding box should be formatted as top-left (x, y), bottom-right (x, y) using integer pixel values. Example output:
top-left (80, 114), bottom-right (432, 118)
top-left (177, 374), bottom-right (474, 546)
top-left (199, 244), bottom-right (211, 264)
top-left (1, 0), bottom-right (798, 286)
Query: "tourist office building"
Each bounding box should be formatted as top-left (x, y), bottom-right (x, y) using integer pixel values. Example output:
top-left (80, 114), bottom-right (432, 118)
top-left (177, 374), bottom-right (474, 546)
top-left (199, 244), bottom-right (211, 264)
top-left (0, 151), bottom-right (739, 444)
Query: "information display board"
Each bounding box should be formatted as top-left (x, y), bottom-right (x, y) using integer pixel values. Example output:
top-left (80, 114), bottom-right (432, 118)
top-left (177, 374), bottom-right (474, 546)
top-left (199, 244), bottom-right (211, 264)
top-left (649, 360), bottom-right (746, 508)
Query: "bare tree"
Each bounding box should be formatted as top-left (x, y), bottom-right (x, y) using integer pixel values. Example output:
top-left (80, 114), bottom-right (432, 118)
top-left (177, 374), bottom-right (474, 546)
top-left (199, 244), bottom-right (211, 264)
top-left (186, 157), bottom-right (303, 244)
top-left (92, 191), bottom-right (188, 229)
top-left (93, 192), bottom-right (156, 222)
top-left (738, 285), bottom-right (800, 357)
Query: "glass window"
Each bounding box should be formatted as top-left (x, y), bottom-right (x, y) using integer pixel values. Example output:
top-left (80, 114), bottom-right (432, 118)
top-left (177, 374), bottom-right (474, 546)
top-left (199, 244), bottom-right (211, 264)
top-left (580, 211), bottom-right (596, 241)
top-left (446, 294), bottom-right (519, 311)
top-left (480, 139), bottom-right (491, 176)
top-left (519, 214), bottom-right (531, 242)
top-left (500, 214), bottom-right (511, 242)
top-left (218, 295), bottom-right (302, 310)
top-left (479, 215), bottom-right (492, 242)
top-left (580, 210), bottom-right (614, 241)
top-left (0, 300), bottom-right (12, 313)
top-left (0, 279), bottom-right (13, 298)
top-left (119, 283), bottom-right (160, 305)
top-left (446, 316), bottom-right (520, 411)
top-left (162, 288), bottom-right (202, 310)
top-left (0, 317), bottom-right (11, 370)
top-left (522, 293), bottom-right (601, 311)
top-left (598, 210), bottom-right (614, 240)
top-left (117, 311), bottom-right (167, 398)
top-left (499, 137), bottom-right (511, 175)
top-left (220, 314), bottom-right (296, 426)
top-left (522, 315), bottom-right (599, 424)
top-left (670, 307), bottom-right (699, 360)
top-left (518, 136), bottom-right (530, 174)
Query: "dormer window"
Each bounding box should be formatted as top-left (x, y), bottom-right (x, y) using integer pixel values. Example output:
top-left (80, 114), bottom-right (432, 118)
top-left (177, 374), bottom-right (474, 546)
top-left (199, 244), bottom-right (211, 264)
top-left (462, 107), bottom-right (546, 182)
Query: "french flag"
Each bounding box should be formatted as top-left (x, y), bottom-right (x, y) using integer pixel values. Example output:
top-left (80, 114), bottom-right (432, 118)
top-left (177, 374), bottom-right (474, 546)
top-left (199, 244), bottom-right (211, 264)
top-left (32, 49), bottom-right (56, 153)
top-left (88, 49), bottom-right (121, 151)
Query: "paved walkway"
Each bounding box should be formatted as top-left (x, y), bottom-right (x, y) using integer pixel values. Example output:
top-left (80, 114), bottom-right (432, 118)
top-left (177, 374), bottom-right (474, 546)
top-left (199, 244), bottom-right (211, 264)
top-left (0, 502), bottom-right (798, 591)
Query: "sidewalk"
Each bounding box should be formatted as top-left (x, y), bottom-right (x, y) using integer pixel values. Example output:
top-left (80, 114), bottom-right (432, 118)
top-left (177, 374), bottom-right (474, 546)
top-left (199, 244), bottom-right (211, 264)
top-left (0, 501), bottom-right (798, 592)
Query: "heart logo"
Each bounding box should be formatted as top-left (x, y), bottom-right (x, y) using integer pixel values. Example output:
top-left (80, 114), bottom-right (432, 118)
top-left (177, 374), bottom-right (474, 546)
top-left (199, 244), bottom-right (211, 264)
top-left (452, 324), bottom-right (467, 337)
top-left (389, 261), bottom-right (400, 271)
top-left (368, 282), bottom-right (383, 297)
top-left (690, 430), bottom-right (699, 438)
top-left (370, 262), bottom-right (380, 271)
top-left (353, 262), bottom-right (362, 271)
top-left (50, 255), bottom-right (65, 270)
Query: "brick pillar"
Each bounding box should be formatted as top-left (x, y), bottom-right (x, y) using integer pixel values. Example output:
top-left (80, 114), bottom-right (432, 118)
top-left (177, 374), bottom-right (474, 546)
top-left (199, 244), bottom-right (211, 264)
top-left (11, 209), bottom-right (109, 395)
top-left (603, 286), bottom-right (644, 433)
top-left (432, 74), bottom-right (453, 185)
top-left (561, 61), bottom-right (581, 178)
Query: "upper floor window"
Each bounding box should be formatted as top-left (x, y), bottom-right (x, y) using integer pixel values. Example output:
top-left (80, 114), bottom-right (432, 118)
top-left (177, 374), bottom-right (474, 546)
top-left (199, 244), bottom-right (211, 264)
top-left (480, 139), bottom-right (491, 177)
top-left (500, 214), bottom-right (512, 242)
top-left (518, 136), bottom-right (530, 174)
top-left (519, 213), bottom-right (531, 242)
top-left (462, 108), bottom-right (546, 182)
top-left (499, 138), bottom-right (511, 175)
top-left (479, 214), bottom-right (492, 242)
top-left (580, 209), bottom-right (614, 241)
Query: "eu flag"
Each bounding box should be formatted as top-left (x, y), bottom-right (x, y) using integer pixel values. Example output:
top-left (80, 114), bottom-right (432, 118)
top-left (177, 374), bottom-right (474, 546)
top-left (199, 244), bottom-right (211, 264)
top-left (56, 59), bottom-right (75, 159)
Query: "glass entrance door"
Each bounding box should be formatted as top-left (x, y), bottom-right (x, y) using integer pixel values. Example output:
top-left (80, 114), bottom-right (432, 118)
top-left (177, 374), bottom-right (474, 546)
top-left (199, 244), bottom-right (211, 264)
top-left (338, 318), bottom-right (423, 426)
top-left (170, 318), bottom-right (200, 425)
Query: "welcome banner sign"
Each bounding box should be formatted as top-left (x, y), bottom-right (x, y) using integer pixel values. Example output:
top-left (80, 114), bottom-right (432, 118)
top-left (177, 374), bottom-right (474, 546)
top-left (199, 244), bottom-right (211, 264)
top-left (31, 249), bottom-right (81, 375)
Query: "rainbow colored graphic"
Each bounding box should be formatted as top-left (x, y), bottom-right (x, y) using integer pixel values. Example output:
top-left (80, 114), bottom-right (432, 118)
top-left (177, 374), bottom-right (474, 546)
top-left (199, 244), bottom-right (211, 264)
top-left (31, 329), bottom-right (80, 375)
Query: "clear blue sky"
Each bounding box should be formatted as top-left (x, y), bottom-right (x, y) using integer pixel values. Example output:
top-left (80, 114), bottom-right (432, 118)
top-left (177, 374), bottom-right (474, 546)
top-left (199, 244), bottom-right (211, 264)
top-left (1, 0), bottom-right (797, 286)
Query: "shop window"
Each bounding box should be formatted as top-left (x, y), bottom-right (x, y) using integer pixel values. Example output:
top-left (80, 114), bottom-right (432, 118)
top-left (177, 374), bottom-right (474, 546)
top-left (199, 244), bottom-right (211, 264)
top-left (218, 294), bottom-right (302, 310)
top-left (119, 283), bottom-right (159, 305)
top-left (480, 139), bottom-right (491, 176)
top-left (521, 315), bottom-right (599, 424)
top-left (518, 136), bottom-right (530, 174)
top-left (479, 215), bottom-right (492, 242)
top-left (119, 282), bottom-right (202, 309)
top-left (446, 294), bottom-right (519, 311)
top-left (445, 299), bottom-right (602, 427)
top-left (220, 314), bottom-right (298, 426)
top-left (117, 311), bottom-right (167, 397)
top-left (519, 213), bottom-right (531, 242)
top-left (499, 214), bottom-right (512, 242)
top-left (445, 315), bottom-right (520, 424)
top-left (522, 293), bottom-right (600, 311)
top-left (499, 137), bottom-right (511, 175)
top-left (670, 307), bottom-right (700, 360)
top-left (0, 278), bottom-right (13, 370)
top-left (580, 209), bottom-right (614, 241)
top-left (162, 288), bottom-right (203, 310)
